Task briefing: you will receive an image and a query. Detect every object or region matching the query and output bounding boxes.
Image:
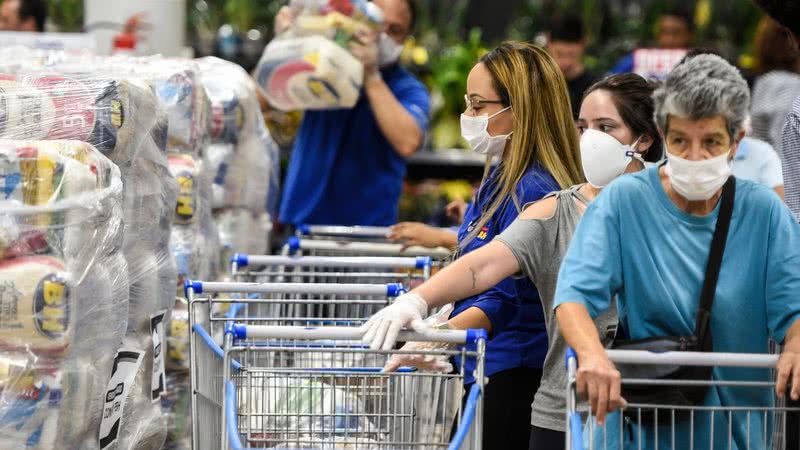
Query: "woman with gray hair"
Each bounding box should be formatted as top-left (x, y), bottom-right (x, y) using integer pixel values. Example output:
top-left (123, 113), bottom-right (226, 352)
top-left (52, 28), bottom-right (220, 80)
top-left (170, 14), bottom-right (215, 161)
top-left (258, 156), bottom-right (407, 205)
top-left (554, 54), bottom-right (800, 448)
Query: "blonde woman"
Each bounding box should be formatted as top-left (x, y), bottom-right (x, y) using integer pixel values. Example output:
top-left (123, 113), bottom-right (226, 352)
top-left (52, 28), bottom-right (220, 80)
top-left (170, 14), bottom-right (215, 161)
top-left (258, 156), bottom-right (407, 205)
top-left (363, 41), bottom-right (584, 448)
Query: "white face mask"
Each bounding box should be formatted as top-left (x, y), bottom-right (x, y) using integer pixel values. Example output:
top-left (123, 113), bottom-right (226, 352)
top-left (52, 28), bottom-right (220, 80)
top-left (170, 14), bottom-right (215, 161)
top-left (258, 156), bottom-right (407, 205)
top-left (460, 106), bottom-right (512, 156)
top-left (579, 129), bottom-right (645, 188)
top-left (664, 150), bottom-right (732, 201)
top-left (378, 32), bottom-right (404, 67)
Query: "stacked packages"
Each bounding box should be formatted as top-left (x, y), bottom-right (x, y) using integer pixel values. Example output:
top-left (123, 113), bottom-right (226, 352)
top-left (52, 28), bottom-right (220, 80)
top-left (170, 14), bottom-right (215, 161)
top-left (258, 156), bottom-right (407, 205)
top-left (254, 0), bottom-right (383, 111)
top-left (0, 49), bottom-right (280, 450)
top-left (198, 57), bottom-right (279, 266)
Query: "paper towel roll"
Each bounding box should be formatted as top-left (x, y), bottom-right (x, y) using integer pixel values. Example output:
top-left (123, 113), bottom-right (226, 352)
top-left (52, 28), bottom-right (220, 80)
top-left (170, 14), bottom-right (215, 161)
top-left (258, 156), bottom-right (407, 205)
top-left (0, 256), bottom-right (70, 355)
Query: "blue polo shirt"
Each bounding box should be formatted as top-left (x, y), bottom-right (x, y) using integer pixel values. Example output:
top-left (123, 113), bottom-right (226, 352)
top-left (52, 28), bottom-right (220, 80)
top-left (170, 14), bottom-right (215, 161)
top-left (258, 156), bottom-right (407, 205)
top-left (279, 64), bottom-right (430, 226)
top-left (452, 163), bottom-right (560, 383)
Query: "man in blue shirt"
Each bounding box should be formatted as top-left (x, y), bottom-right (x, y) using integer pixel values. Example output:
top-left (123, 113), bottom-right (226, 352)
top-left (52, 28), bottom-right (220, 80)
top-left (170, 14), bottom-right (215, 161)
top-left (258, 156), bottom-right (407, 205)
top-left (275, 0), bottom-right (430, 227)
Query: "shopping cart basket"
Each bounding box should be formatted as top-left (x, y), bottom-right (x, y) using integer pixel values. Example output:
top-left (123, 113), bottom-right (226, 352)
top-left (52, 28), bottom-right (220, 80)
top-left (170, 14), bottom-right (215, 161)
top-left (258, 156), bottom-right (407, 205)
top-left (230, 254), bottom-right (433, 286)
top-left (565, 349), bottom-right (800, 450)
top-left (190, 318), bottom-right (486, 450)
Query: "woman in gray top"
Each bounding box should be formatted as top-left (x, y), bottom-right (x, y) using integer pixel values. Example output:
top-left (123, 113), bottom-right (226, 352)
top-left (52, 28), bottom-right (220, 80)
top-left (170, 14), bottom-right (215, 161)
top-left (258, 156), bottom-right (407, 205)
top-left (379, 74), bottom-right (662, 450)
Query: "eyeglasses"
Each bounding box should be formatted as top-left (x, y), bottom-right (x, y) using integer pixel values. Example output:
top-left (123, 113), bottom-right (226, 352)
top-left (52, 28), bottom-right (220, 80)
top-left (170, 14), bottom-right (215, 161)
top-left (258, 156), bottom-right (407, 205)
top-left (464, 94), bottom-right (506, 113)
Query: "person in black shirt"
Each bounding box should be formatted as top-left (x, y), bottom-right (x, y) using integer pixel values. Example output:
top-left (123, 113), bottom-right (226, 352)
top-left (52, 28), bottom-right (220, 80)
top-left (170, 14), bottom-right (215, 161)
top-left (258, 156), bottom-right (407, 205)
top-left (546, 14), bottom-right (598, 123)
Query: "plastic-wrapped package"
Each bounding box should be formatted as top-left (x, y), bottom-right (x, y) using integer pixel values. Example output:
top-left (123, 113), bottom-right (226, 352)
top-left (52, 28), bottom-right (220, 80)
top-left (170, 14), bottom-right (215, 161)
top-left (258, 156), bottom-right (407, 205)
top-left (253, 0), bottom-right (382, 112)
top-left (254, 36), bottom-right (364, 112)
top-left (0, 140), bottom-right (128, 450)
top-left (162, 306), bottom-right (190, 450)
top-left (0, 69), bottom-right (179, 450)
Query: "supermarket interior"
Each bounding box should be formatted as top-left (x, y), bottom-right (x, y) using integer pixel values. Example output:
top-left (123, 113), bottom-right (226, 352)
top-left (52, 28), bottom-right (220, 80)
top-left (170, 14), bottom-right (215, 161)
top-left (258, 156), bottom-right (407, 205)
top-left (2, 0), bottom-right (800, 449)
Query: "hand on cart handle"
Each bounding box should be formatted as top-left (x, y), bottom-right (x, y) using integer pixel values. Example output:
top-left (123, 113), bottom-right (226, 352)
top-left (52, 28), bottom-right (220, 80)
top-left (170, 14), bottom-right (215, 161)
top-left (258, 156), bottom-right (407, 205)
top-left (361, 292), bottom-right (429, 350)
top-left (775, 338), bottom-right (800, 401)
top-left (574, 351), bottom-right (627, 425)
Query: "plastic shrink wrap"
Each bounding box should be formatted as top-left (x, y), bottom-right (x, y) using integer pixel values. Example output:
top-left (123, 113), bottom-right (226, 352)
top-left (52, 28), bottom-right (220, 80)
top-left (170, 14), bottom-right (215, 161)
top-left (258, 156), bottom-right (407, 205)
top-left (253, 0), bottom-right (384, 111)
top-left (0, 140), bottom-right (128, 450)
top-left (197, 57), bottom-right (279, 262)
top-left (0, 70), bottom-right (179, 450)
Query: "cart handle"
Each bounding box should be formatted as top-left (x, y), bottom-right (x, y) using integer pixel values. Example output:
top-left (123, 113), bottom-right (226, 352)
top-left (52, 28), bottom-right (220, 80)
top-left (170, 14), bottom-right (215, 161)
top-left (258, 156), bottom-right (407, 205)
top-left (229, 324), bottom-right (488, 347)
top-left (296, 224), bottom-right (392, 238)
top-left (285, 236), bottom-right (452, 258)
top-left (231, 253), bottom-right (432, 270)
top-left (226, 381), bottom-right (250, 450)
top-left (184, 280), bottom-right (404, 297)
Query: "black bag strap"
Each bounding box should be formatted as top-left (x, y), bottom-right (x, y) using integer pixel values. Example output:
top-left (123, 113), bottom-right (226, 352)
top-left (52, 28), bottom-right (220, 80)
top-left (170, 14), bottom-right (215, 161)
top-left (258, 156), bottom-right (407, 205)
top-left (694, 176), bottom-right (736, 341)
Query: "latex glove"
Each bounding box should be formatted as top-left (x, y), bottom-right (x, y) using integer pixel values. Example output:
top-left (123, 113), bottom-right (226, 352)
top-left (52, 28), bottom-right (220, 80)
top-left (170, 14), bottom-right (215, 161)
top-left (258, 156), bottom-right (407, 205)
top-left (361, 293), bottom-right (429, 351)
top-left (383, 332), bottom-right (455, 373)
top-left (348, 30), bottom-right (379, 79)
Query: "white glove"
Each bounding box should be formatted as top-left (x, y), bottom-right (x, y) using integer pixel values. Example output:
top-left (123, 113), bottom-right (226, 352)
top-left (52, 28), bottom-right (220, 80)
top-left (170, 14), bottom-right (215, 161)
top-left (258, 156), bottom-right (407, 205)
top-left (382, 336), bottom-right (455, 373)
top-left (361, 292), bottom-right (429, 350)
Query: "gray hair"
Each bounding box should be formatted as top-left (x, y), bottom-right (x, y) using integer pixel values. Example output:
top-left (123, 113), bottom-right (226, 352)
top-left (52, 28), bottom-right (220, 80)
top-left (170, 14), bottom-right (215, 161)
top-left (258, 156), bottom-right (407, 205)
top-left (653, 54), bottom-right (750, 138)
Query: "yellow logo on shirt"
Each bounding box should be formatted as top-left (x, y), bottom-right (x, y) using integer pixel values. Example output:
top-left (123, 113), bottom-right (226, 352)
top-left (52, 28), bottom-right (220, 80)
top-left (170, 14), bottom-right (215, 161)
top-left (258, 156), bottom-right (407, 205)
top-left (477, 226), bottom-right (489, 240)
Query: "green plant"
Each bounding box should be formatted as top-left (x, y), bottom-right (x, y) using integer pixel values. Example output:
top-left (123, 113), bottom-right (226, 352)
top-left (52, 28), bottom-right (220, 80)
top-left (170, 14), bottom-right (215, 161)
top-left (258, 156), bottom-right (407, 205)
top-left (46, 0), bottom-right (83, 32)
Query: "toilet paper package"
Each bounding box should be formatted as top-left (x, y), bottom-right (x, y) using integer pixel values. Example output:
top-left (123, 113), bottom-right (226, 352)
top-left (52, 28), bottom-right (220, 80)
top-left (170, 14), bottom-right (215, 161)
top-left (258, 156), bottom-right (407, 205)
top-left (0, 139), bottom-right (130, 450)
top-left (255, 35), bottom-right (364, 111)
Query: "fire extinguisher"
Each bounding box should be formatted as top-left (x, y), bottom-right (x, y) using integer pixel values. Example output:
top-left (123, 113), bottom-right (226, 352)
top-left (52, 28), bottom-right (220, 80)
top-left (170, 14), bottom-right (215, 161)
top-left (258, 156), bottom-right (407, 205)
top-left (112, 13), bottom-right (148, 55)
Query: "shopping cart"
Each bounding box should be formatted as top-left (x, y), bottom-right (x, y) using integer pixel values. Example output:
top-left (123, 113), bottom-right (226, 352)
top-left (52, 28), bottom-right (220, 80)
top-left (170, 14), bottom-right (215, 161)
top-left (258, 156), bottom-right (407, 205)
top-left (281, 236), bottom-right (453, 261)
top-left (230, 254), bottom-right (433, 286)
top-left (565, 349), bottom-right (800, 450)
top-left (188, 280), bottom-right (487, 449)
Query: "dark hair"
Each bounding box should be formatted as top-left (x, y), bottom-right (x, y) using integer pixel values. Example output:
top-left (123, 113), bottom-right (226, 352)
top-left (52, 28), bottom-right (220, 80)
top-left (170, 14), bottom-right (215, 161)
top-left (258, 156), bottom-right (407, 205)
top-left (754, 0), bottom-right (800, 38)
top-left (754, 16), bottom-right (799, 75)
top-left (660, 7), bottom-right (694, 32)
top-left (19, 0), bottom-right (46, 32)
top-left (584, 74), bottom-right (664, 162)
top-left (549, 14), bottom-right (585, 43)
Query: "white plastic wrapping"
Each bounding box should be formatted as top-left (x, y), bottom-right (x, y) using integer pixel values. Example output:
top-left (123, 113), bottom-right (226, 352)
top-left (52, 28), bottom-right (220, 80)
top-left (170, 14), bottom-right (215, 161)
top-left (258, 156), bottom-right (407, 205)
top-left (253, 0), bottom-right (383, 111)
top-left (0, 140), bottom-right (128, 449)
top-left (0, 69), bottom-right (179, 450)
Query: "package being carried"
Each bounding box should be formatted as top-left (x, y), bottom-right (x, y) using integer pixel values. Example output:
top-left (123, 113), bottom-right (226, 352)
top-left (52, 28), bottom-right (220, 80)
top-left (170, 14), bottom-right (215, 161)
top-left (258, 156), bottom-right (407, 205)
top-left (0, 139), bottom-right (129, 450)
top-left (254, 0), bottom-right (384, 111)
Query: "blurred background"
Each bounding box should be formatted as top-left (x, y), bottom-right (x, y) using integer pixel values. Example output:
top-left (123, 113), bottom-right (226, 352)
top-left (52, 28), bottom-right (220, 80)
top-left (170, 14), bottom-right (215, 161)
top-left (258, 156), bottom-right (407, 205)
top-left (39, 0), bottom-right (775, 222)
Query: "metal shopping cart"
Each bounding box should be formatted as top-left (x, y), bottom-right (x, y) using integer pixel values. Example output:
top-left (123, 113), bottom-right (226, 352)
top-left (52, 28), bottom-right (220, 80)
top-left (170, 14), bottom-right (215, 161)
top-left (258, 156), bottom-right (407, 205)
top-left (230, 254), bottom-right (433, 287)
top-left (565, 349), bottom-right (800, 450)
top-left (187, 282), bottom-right (487, 450)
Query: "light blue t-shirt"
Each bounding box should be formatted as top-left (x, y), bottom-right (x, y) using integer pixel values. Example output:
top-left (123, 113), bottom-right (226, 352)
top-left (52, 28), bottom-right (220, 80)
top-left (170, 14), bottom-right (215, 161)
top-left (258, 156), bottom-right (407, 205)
top-left (554, 167), bottom-right (800, 449)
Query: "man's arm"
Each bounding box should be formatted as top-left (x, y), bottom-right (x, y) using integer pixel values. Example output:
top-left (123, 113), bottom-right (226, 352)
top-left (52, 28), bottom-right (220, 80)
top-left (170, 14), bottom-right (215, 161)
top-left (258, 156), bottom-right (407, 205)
top-left (363, 74), bottom-right (424, 157)
top-left (350, 33), bottom-right (425, 158)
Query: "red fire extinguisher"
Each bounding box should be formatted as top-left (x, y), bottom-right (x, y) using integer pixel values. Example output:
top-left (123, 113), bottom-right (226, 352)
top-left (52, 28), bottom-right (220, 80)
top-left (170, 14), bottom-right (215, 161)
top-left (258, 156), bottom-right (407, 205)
top-left (112, 13), bottom-right (148, 54)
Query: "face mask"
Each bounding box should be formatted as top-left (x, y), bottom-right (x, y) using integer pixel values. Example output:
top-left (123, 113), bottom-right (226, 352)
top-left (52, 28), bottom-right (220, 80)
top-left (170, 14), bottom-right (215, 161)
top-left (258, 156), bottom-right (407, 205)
top-left (664, 150), bottom-right (732, 201)
top-left (378, 32), bottom-right (404, 67)
top-left (460, 106), bottom-right (512, 156)
top-left (580, 129), bottom-right (645, 188)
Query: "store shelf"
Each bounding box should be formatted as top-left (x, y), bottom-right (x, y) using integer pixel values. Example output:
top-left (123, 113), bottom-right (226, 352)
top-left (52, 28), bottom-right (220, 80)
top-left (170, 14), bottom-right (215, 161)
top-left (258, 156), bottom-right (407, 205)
top-left (406, 149), bottom-right (486, 180)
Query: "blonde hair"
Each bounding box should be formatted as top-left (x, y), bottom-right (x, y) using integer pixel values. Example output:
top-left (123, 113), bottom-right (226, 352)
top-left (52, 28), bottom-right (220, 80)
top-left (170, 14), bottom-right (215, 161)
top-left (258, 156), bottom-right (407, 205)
top-left (462, 41), bottom-right (584, 247)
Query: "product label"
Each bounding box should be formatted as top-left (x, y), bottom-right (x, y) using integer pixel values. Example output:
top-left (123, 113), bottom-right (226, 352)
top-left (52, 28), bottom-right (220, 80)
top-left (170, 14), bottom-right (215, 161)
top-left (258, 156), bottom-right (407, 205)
top-left (99, 348), bottom-right (143, 449)
top-left (31, 75), bottom-right (97, 142)
top-left (0, 151), bottom-right (21, 200)
top-left (151, 310), bottom-right (166, 402)
top-left (32, 272), bottom-right (69, 338)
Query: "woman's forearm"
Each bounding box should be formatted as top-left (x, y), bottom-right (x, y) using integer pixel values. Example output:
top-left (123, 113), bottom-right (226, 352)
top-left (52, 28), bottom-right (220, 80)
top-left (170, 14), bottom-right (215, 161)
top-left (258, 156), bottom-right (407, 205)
top-left (413, 241), bottom-right (520, 310)
top-left (448, 307), bottom-right (492, 333)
